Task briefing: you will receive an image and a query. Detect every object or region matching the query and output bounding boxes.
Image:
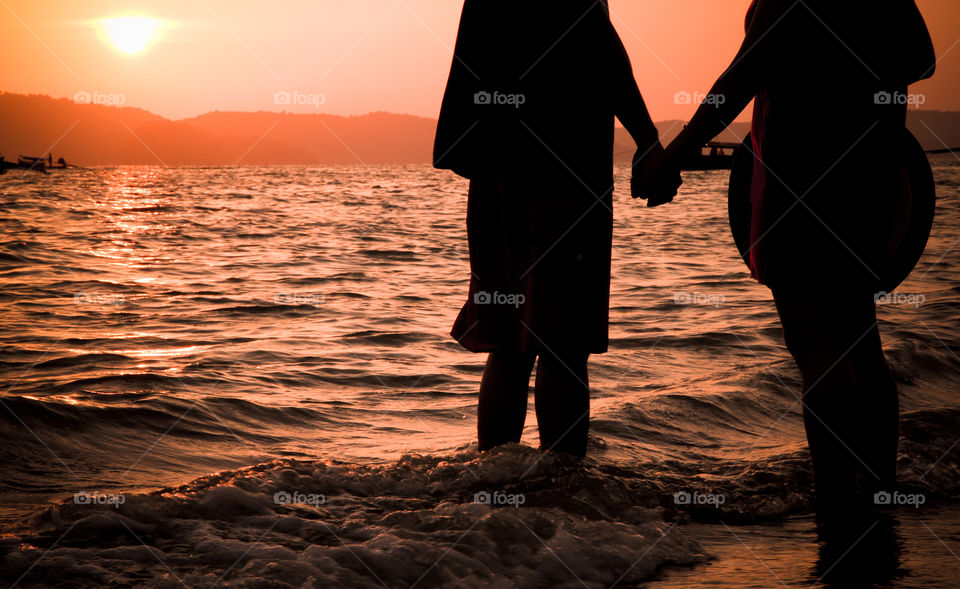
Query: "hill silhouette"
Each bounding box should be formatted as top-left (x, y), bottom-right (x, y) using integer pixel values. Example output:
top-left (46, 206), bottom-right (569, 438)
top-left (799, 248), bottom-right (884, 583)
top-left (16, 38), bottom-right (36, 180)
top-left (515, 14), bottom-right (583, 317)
top-left (0, 94), bottom-right (435, 166)
top-left (1, 92), bottom-right (958, 166)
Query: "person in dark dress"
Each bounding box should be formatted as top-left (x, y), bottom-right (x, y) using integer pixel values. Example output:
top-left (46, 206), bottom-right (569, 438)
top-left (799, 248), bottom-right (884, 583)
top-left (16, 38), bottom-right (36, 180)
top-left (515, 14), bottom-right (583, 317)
top-left (434, 0), bottom-right (679, 456)
top-left (646, 0), bottom-right (935, 516)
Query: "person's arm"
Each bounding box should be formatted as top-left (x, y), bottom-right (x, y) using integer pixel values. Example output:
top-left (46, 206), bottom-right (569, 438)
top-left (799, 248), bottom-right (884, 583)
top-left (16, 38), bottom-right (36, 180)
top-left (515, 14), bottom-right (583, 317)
top-left (608, 22), bottom-right (661, 152)
top-left (602, 16), bottom-right (682, 204)
top-left (613, 47), bottom-right (660, 148)
top-left (666, 0), bottom-right (796, 161)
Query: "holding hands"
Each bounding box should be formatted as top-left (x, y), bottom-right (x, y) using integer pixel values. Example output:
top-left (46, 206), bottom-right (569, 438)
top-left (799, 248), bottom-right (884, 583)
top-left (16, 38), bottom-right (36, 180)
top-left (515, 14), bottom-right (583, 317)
top-left (631, 141), bottom-right (683, 207)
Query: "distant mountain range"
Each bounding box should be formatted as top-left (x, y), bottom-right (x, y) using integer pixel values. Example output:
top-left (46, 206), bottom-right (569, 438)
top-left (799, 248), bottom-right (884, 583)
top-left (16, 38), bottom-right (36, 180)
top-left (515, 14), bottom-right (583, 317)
top-left (1, 92), bottom-right (958, 166)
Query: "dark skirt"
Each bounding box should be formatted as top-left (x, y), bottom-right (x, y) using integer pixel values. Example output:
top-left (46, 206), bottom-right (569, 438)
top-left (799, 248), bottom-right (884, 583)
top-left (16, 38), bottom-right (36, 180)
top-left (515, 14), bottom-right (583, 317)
top-left (451, 175), bottom-right (613, 355)
top-left (747, 92), bottom-right (904, 291)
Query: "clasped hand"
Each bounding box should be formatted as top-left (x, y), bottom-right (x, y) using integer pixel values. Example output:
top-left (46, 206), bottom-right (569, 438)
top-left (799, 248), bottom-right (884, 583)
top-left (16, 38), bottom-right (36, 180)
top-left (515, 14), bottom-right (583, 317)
top-left (631, 143), bottom-right (682, 207)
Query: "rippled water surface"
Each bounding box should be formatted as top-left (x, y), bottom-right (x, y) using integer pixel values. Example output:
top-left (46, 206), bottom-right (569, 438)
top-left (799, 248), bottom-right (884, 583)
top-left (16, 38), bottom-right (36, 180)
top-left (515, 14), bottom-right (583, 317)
top-left (1, 161), bottom-right (958, 587)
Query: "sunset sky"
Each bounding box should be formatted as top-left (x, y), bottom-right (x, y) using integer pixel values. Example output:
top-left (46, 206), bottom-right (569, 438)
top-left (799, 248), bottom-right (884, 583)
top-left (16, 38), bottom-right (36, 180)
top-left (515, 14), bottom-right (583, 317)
top-left (1, 0), bottom-right (959, 121)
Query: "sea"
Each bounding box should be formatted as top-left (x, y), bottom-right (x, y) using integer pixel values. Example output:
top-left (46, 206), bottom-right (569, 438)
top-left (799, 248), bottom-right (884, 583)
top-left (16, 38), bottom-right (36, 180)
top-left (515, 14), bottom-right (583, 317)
top-left (1, 160), bottom-right (958, 588)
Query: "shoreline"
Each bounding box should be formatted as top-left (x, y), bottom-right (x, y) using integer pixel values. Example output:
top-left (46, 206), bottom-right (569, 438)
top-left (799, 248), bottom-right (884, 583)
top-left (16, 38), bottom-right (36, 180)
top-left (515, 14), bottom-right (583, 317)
top-left (3, 445), bottom-right (958, 587)
top-left (652, 506), bottom-right (960, 588)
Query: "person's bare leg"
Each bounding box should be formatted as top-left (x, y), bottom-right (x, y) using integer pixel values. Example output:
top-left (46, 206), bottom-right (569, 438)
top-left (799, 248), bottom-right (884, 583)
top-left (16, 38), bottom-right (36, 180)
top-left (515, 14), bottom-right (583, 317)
top-left (799, 359), bottom-right (860, 512)
top-left (848, 303), bottom-right (899, 494)
top-left (477, 352), bottom-right (536, 451)
top-left (774, 292), bottom-right (859, 513)
top-left (534, 352), bottom-right (590, 457)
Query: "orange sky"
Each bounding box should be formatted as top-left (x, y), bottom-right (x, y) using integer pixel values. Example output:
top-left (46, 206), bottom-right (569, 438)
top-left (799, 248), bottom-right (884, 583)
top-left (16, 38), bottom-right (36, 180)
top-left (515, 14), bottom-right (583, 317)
top-left (1, 0), bottom-right (958, 121)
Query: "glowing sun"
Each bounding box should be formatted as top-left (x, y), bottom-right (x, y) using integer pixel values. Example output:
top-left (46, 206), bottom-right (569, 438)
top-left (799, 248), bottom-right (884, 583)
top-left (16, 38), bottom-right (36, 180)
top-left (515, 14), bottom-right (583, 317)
top-left (100, 17), bottom-right (161, 55)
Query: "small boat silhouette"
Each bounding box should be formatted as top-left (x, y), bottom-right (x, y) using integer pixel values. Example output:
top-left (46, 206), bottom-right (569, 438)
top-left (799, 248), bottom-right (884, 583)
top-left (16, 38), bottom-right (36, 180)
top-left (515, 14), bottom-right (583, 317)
top-left (680, 141), bottom-right (740, 171)
top-left (0, 153), bottom-right (76, 173)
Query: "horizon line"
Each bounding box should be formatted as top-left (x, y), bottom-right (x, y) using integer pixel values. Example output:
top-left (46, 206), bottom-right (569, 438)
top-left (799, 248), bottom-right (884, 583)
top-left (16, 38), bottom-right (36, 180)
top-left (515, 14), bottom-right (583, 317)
top-left (6, 91), bottom-right (959, 125)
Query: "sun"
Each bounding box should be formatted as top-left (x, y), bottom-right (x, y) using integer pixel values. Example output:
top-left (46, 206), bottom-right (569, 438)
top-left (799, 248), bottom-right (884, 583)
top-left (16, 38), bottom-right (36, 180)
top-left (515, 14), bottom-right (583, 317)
top-left (100, 17), bottom-right (161, 55)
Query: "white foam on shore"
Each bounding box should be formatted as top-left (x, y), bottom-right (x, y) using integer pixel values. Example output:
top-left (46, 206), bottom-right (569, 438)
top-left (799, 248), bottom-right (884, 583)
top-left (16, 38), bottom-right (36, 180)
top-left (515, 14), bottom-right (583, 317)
top-left (1, 444), bottom-right (707, 588)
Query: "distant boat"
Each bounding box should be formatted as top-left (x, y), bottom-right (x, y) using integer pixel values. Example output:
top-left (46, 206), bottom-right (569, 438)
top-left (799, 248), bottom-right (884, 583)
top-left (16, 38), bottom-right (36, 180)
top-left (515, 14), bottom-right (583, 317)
top-left (680, 141), bottom-right (957, 170)
top-left (0, 157), bottom-right (46, 173)
top-left (21, 155), bottom-right (69, 169)
top-left (615, 139), bottom-right (952, 174)
top-left (0, 154), bottom-right (74, 173)
top-left (16, 155), bottom-right (48, 172)
top-left (680, 141), bottom-right (740, 171)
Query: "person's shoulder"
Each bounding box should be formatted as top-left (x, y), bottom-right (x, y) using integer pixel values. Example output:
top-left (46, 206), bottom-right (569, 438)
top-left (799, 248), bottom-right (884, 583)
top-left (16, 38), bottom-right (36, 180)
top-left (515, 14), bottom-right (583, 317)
top-left (746, 0), bottom-right (807, 40)
top-left (755, 0), bottom-right (804, 10)
top-left (753, 0), bottom-right (805, 21)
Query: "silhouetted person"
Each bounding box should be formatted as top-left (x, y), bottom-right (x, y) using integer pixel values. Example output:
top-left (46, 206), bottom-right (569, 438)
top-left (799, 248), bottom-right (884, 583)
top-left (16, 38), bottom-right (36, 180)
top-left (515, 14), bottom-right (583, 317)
top-left (644, 0), bottom-right (935, 515)
top-left (435, 0), bottom-right (679, 456)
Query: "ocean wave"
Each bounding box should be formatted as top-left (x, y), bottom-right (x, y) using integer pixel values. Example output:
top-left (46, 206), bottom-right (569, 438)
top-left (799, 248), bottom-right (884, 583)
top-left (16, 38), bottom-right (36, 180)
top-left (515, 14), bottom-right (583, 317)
top-left (210, 303), bottom-right (324, 316)
top-left (3, 408), bottom-right (959, 589)
top-left (0, 393), bottom-right (341, 435)
top-left (32, 352), bottom-right (135, 369)
top-left (119, 205), bottom-right (180, 213)
top-left (340, 330), bottom-right (437, 346)
top-left (0, 251), bottom-right (45, 265)
top-left (0, 445), bottom-right (707, 588)
top-left (358, 249), bottom-right (423, 262)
